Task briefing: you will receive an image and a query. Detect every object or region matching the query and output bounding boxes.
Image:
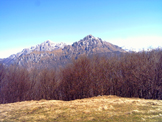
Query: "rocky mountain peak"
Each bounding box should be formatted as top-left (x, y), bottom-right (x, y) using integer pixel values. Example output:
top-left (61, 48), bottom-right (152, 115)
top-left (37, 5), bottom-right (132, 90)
top-left (2, 40), bottom-right (67, 65)
top-left (41, 40), bottom-right (54, 46)
top-left (72, 35), bottom-right (103, 48)
top-left (34, 40), bottom-right (66, 51)
top-left (44, 40), bottom-right (53, 43)
top-left (83, 34), bottom-right (98, 40)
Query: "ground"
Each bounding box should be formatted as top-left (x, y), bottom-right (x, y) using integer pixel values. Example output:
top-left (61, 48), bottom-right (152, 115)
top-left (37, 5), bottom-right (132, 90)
top-left (0, 95), bottom-right (162, 122)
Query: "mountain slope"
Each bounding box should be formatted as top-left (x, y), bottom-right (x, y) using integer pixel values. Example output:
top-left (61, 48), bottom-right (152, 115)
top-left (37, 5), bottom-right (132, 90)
top-left (2, 41), bottom-right (66, 66)
top-left (63, 34), bottom-right (124, 57)
top-left (2, 35), bottom-right (125, 68)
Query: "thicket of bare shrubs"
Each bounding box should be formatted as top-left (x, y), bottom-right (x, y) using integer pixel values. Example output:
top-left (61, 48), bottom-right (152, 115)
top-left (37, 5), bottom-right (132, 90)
top-left (0, 49), bottom-right (162, 103)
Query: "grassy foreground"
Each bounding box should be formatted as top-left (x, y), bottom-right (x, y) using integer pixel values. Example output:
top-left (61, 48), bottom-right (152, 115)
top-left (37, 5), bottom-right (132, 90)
top-left (0, 95), bottom-right (162, 122)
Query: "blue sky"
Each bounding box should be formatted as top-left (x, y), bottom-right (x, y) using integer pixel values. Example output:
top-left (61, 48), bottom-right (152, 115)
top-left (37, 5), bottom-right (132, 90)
top-left (0, 0), bottom-right (162, 58)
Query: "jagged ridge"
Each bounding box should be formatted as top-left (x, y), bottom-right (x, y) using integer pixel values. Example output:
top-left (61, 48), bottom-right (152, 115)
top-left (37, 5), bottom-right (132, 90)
top-left (1, 35), bottom-right (125, 68)
top-left (2, 40), bottom-right (66, 66)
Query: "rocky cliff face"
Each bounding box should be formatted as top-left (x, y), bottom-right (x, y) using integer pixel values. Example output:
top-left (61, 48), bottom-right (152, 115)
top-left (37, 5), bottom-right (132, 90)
top-left (1, 35), bottom-right (125, 69)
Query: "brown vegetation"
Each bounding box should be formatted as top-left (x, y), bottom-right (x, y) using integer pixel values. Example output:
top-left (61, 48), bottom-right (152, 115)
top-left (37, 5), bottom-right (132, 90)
top-left (0, 95), bottom-right (162, 122)
top-left (0, 49), bottom-right (162, 104)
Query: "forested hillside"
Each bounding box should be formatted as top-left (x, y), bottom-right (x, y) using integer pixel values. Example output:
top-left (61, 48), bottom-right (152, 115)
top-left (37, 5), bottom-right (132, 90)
top-left (0, 49), bottom-right (162, 104)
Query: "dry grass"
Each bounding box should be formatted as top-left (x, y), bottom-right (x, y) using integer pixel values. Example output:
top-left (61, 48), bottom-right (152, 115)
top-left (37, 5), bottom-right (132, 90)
top-left (0, 95), bottom-right (162, 122)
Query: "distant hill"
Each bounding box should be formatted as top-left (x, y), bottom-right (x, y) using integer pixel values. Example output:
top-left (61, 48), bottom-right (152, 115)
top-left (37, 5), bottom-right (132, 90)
top-left (1, 35), bottom-right (125, 69)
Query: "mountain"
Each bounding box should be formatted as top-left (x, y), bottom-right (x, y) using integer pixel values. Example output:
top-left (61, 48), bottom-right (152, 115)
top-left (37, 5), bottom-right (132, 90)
top-left (1, 41), bottom-right (66, 66)
top-left (1, 35), bottom-right (125, 69)
top-left (63, 34), bottom-right (124, 57)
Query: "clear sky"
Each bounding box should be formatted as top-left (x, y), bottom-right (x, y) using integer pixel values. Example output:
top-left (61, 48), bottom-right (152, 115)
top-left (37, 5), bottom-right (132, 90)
top-left (0, 0), bottom-right (162, 58)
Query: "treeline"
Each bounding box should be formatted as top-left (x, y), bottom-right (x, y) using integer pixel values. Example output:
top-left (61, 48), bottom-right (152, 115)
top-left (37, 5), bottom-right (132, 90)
top-left (0, 49), bottom-right (162, 103)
